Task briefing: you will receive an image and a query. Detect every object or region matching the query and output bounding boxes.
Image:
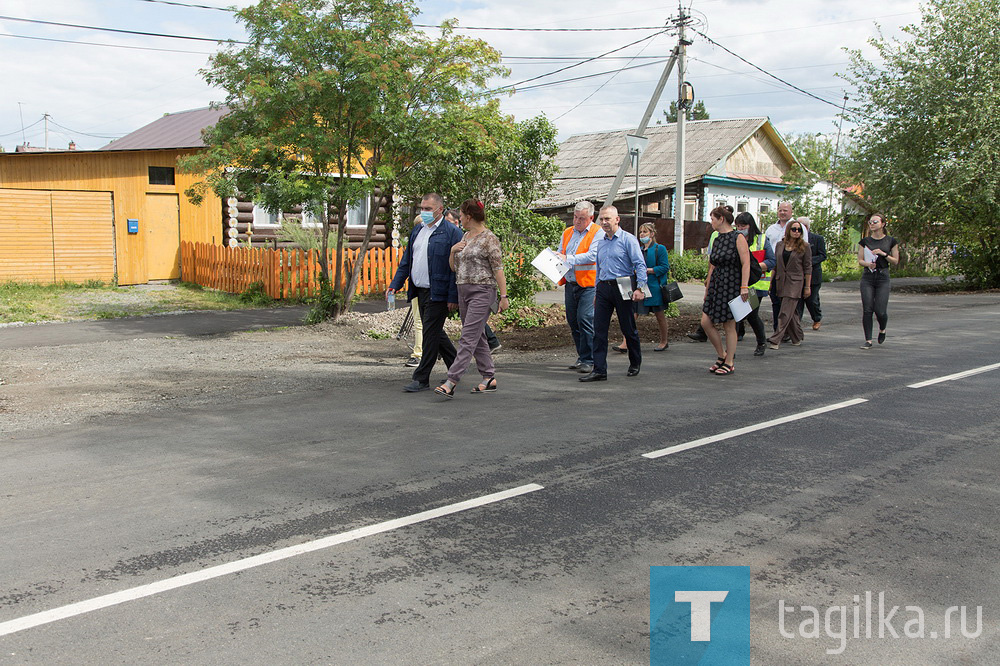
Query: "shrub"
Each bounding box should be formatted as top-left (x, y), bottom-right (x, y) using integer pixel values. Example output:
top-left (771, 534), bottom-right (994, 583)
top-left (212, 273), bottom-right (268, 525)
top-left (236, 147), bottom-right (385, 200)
top-left (668, 250), bottom-right (709, 282)
top-left (239, 281), bottom-right (274, 306)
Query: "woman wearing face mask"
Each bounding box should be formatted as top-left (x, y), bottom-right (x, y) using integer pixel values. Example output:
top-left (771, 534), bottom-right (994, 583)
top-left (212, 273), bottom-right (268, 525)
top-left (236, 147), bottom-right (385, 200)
top-left (614, 222), bottom-right (670, 353)
top-left (857, 212), bottom-right (898, 349)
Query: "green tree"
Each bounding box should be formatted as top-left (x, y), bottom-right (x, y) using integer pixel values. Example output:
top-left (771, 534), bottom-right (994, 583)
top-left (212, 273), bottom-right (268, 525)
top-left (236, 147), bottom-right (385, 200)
top-left (180, 0), bottom-right (507, 317)
top-left (660, 99), bottom-right (709, 124)
top-left (843, 0), bottom-right (1000, 287)
top-left (399, 104), bottom-right (563, 302)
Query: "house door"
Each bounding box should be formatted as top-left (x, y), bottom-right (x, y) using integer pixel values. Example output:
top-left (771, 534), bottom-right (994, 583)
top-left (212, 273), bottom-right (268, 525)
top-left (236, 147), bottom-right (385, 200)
top-left (145, 193), bottom-right (181, 279)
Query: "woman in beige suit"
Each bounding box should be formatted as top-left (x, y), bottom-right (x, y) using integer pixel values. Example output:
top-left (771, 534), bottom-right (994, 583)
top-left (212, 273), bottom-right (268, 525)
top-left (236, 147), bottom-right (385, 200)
top-left (767, 221), bottom-right (812, 349)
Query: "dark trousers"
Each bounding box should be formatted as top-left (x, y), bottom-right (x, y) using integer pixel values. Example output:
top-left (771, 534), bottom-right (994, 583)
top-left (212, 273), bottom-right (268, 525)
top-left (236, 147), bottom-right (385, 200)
top-left (593, 280), bottom-right (640, 374)
top-left (860, 270), bottom-right (890, 340)
top-left (412, 287), bottom-right (457, 384)
top-left (769, 289), bottom-right (781, 332)
top-left (796, 281), bottom-right (822, 323)
top-left (485, 324), bottom-right (500, 348)
top-left (737, 294), bottom-right (767, 345)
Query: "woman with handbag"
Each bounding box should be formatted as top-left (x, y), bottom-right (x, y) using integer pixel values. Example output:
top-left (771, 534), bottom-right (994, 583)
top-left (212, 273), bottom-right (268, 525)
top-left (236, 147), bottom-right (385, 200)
top-left (734, 212), bottom-right (774, 357)
top-left (767, 221), bottom-right (812, 349)
top-left (613, 222), bottom-right (670, 353)
top-left (434, 199), bottom-right (509, 398)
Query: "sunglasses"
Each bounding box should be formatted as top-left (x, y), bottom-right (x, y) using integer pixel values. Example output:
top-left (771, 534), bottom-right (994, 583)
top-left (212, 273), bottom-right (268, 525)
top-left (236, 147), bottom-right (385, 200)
top-left (869, 219), bottom-right (883, 224)
top-left (789, 227), bottom-right (802, 232)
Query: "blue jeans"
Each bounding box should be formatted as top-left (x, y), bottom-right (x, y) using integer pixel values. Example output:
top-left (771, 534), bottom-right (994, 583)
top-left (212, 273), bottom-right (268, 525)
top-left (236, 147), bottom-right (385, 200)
top-left (564, 282), bottom-right (596, 365)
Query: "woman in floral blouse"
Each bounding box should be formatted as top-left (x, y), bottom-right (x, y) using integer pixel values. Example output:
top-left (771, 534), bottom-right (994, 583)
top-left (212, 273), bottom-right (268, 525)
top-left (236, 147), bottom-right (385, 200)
top-left (434, 199), bottom-right (509, 398)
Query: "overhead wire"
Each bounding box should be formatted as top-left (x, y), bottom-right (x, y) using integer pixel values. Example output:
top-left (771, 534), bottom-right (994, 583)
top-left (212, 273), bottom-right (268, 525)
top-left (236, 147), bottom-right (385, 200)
top-left (0, 14), bottom-right (246, 43)
top-left (0, 117), bottom-right (43, 138)
top-left (0, 32), bottom-right (215, 54)
top-left (489, 30), bottom-right (669, 93)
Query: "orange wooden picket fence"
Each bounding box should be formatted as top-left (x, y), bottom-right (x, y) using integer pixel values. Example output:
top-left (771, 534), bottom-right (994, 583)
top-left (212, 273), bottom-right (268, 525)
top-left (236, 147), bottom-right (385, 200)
top-left (180, 241), bottom-right (403, 299)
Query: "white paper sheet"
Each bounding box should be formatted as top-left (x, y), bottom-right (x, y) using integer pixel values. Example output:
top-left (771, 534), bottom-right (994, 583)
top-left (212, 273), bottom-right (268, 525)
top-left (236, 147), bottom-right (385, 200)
top-left (863, 246), bottom-right (877, 272)
top-left (616, 277), bottom-right (651, 300)
top-left (531, 248), bottom-right (572, 284)
top-left (728, 293), bottom-right (752, 321)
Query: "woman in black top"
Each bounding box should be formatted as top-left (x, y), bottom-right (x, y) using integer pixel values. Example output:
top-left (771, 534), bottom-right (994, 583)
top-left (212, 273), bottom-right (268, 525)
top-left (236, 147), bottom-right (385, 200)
top-left (857, 213), bottom-right (899, 349)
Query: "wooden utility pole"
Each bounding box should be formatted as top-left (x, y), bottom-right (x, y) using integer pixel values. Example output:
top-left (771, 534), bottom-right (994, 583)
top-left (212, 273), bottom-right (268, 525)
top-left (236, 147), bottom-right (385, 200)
top-left (672, 1), bottom-right (691, 254)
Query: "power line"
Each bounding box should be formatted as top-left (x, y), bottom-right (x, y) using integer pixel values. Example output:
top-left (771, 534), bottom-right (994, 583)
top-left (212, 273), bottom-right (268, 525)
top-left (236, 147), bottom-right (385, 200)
top-left (132, 0), bottom-right (234, 11)
top-left (0, 32), bottom-right (215, 54)
top-left (0, 117), bottom-right (43, 138)
top-left (47, 118), bottom-right (123, 139)
top-left (0, 14), bottom-right (246, 43)
top-left (692, 29), bottom-right (846, 111)
top-left (514, 58), bottom-right (673, 93)
top-left (490, 30), bottom-right (668, 93)
top-left (414, 23), bottom-right (664, 32)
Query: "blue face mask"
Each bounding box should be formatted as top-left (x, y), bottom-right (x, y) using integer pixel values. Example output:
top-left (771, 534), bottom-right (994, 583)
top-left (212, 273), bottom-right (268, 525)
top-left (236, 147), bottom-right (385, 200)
top-left (420, 211), bottom-right (435, 225)
top-left (639, 235), bottom-right (652, 244)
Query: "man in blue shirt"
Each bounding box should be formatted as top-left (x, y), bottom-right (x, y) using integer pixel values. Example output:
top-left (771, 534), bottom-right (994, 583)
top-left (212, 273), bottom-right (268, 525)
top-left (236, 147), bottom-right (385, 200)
top-left (562, 205), bottom-right (647, 381)
top-left (388, 193), bottom-right (463, 392)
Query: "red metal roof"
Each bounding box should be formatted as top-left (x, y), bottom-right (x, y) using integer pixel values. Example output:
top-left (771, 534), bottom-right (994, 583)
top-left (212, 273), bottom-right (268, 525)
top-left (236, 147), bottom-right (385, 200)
top-left (98, 106), bottom-right (228, 151)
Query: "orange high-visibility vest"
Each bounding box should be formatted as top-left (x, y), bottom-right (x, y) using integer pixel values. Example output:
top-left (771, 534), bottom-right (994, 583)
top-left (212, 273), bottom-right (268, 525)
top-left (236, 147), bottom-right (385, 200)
top-left (559, 223), bottom-right (600, 287)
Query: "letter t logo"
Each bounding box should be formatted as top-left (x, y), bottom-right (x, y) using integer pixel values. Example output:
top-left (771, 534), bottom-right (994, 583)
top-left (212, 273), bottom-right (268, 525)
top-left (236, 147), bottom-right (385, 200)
top-left (674, 590), bottom-right (729, 641)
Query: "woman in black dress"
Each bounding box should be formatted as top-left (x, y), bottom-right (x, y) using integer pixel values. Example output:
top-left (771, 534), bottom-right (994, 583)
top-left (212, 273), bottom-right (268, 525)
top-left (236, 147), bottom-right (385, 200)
top-left (857, 212), bottom-right (899, 349)
top-left (701, 206), bottom-right (751, 375)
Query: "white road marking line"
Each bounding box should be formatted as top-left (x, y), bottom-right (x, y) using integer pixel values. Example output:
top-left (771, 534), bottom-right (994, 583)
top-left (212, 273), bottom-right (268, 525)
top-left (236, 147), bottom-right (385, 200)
top-left (0, 483), bottom-right (544, 638)
top-left (642, 398), bottom-right (869, 459)
top-left (907, 362), bottom-right (1000, 389)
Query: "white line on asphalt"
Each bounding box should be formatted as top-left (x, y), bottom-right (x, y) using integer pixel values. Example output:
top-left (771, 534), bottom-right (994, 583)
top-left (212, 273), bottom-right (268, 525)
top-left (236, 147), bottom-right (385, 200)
top-left (642, 398), bottom-right (869, 459)
top-left (0, 483), bottom-right (544, 638)
top-left (907, 362), bottom-right (1000, 389)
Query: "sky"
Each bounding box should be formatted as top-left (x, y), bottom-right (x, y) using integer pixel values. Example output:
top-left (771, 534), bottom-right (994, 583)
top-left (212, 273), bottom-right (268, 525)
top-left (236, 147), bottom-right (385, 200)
top-left (0, 0), bottom-right (925, 152)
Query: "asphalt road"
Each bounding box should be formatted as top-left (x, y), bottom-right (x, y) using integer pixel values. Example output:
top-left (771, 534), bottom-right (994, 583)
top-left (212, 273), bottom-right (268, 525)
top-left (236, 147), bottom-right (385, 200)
top-left (2, 282), bottom-right (999, 664)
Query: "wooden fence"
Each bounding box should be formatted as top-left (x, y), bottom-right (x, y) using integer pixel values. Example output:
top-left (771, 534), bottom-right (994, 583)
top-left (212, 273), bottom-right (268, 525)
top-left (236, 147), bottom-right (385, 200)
top-left (180, 241), bottom-right (403, 299)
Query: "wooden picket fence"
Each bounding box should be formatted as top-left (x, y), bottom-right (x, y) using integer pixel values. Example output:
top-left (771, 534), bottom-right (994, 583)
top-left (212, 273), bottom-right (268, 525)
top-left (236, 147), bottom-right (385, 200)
top-left (180, 241), bottom-right (403, 299)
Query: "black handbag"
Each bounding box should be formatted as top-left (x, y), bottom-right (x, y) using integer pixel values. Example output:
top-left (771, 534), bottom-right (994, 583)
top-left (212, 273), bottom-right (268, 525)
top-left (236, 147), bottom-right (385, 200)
top-left (747, 254), bottom-right (763, 286)
top-left (660, 281), bottom-right (683, 303)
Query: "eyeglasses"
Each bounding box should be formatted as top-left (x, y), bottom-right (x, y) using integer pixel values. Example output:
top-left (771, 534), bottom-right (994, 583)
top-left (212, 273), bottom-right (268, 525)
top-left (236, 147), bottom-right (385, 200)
top-left (789, 227), bottom-right (802, 233)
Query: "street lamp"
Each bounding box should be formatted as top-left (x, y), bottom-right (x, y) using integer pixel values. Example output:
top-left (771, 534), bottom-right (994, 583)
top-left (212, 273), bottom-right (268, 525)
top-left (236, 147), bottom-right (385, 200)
top-left (625, 133), bottom-right (649, 238)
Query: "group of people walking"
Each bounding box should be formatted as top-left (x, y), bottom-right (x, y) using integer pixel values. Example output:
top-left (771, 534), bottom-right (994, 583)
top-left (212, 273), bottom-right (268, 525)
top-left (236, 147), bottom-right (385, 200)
top-left (387, 194), bottom-right (899, 395)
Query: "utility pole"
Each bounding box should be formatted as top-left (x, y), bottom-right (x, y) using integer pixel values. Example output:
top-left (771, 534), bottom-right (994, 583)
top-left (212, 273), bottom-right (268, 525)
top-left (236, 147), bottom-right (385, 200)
top-left (672, 0), bottom-right (691, 254)
top-left (43, 113), bottom-right (50, 151)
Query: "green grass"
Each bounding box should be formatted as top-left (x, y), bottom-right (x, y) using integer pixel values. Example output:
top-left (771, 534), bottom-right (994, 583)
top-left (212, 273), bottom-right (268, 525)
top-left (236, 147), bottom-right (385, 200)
top-left (0, 280), bottom-right (288, 324)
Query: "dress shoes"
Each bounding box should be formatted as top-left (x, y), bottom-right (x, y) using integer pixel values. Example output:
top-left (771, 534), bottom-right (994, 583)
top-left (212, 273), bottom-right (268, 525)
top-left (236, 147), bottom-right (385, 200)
top-left (577, 364), bottom-right (594, 374)
top-left (754, 343), bottom-right (766, 356)
top-left (578, 371), bottom-right (607, 382)
top-left (403, 380), bottom-right (430, 392)
top-left (626, 366), bottom-right (640, 377)
top-left (686, 331), bottom-right (707, 342)
top-left (812, 321), bottom-right (822, 330)
top-left (567, 361), bottom-right (583, 370)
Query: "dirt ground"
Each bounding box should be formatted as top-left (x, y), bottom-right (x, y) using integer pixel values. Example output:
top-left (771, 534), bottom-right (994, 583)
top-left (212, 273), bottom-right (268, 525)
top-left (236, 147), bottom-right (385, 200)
top-left (0, 303), bottom-right (703, 436)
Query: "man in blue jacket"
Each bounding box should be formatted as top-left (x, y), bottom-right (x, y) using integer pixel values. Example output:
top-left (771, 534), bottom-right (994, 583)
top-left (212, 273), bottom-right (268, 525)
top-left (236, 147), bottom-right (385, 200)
top-left (388, 193), bottom-right (463, 392)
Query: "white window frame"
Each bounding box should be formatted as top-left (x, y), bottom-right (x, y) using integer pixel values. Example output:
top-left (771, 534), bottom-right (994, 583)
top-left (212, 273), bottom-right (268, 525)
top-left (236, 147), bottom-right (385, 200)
top-left (759, 202), bottom-right (772, 215)
top-left (346, 196), bottom-right (370, 228)
top-left (301, 204), bottom-right (325, 228)
top-left (736, 201), bottom-right (749, 213)
top-left (252, 205), bottom-right (282, 228)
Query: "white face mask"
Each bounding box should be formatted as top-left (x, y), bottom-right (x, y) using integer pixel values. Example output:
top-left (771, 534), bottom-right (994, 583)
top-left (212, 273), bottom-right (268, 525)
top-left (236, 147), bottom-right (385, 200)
top-left (737, 229), bottom-right (749, 237)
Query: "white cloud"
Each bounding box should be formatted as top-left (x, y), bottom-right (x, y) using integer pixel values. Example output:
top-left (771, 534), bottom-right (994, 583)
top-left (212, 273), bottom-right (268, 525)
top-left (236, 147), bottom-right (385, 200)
top-left (1, 0), bottom-right (922, 151)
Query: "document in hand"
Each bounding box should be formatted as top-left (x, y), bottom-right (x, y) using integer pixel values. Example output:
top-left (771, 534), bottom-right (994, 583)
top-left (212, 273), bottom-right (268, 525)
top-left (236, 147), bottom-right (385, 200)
top-left (728, 294), bottom-right (752, 321)
top-left (616, 276), bottom-right (651, 300)
top-left (863, 247), bottom-right (877, 272)
top-left (531, 248), bottom-right (572, 285)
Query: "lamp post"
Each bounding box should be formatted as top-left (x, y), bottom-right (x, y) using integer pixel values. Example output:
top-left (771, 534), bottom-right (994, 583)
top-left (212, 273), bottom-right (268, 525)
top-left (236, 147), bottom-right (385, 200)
top-left (625, 133), bottom-right (649, 239)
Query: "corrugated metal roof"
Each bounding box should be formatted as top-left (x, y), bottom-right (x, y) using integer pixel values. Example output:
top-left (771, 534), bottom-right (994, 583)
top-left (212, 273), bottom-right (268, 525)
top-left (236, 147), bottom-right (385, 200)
top-left (534, 117), bottom-right (789, 209)
top-left (98, 106), bottom-right (228, 151)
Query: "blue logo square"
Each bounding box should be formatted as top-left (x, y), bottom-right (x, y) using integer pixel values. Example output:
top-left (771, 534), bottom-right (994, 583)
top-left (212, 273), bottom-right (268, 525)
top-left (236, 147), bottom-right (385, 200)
top-left (650, 566), bottom-right (750, 665)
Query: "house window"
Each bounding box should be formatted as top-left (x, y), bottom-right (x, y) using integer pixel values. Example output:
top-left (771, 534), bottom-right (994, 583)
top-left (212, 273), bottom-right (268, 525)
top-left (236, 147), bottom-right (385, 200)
top-left (759, 202), bottom-right (772, 215)
top-left (252, 205), bottom-right (282, 228)
top-left (301, 204), bottom-right (325, 228)
top-left (346, 197), bottom-right (369, 227)
top-left (683, 199), bottom-right (697, 222)
top-left (736, 201), bottom-right (749, 213)
top-left (148, 166), bottom-right (175, 185)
